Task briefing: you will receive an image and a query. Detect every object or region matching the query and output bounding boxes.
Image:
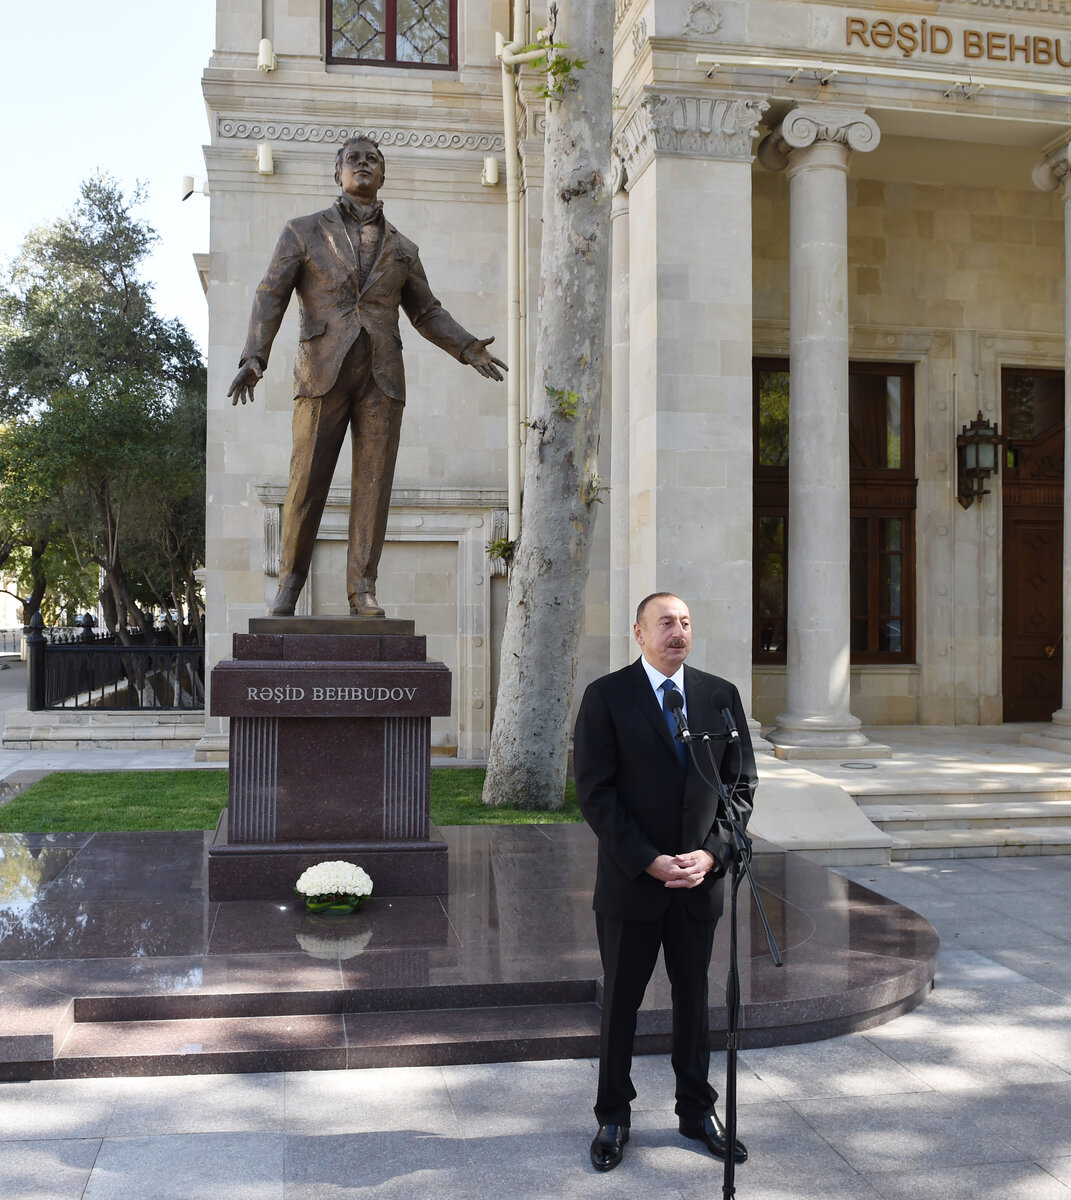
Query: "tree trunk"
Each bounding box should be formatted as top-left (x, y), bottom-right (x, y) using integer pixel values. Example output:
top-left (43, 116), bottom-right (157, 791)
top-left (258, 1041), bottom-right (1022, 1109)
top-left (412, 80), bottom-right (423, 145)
top-left (102, 555), bottom-right (153, 643)
top-left (187, 574), bottom-right (204, 645)
top-left (482, 2), bottom-right (613, 809)
top-left (100, 581), bottom-right (118, 633)
top-left (170, 563), bottom-right (185, 645)
top-left (19, 538), bottom-right (48, 625)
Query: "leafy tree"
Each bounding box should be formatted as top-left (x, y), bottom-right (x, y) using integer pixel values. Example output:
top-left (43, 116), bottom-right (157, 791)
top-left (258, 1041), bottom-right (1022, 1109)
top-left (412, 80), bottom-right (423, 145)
top-left (0, 176), bottom-right (201, 415)
top-left (482, 4), bottom-right (613, 809)
top-left (121, 383), bottom-right (207, 643)
top-left (0, 421), bottom-right (66, 624)
top-left (0, 380), bottom-right (161, 637)
top-left (0, 176), bottom-right (205, 638)
top-left (1, 538), bottom-right (98, 626)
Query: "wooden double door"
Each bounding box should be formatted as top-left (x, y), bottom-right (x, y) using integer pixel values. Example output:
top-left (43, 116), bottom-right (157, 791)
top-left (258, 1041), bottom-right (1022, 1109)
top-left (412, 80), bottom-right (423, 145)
top-left (1002, 368), bottom-right (1064, 722)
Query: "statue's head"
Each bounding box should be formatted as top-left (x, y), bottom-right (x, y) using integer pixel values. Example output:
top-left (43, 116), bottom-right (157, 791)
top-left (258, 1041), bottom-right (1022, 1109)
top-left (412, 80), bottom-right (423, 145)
top-left (335, 136), bottom-right (386, 187)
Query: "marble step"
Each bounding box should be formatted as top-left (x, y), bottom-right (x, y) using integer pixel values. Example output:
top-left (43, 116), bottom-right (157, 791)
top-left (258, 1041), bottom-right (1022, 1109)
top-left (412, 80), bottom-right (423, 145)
top-left (54, 1001), bottom-right (604, 1079)
top-left (882, 825), bottom-right (1071, 860)
top-left (861, 799), bottom-right (1071, 831)
top-left (854, 789), bottom-right (1071, 806)
top-left (71, 979), bottom-right (594, 1024)
top-left (2, 708), bottom-right (205, 750)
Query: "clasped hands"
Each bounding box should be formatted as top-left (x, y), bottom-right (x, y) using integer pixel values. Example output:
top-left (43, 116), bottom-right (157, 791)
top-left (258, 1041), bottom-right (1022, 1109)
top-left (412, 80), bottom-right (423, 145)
top-left (646, 850), bottom-right (716, 889)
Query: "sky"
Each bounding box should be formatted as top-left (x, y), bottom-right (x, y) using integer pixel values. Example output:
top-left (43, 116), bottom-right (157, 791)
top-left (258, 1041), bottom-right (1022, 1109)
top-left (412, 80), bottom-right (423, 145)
top-left (0, 1), bottom-right (216, 353)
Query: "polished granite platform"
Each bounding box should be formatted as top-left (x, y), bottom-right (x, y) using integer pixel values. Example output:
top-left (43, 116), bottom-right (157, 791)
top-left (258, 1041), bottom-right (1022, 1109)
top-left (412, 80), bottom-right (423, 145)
top-left (0, 825), bottom-right (938, 1080)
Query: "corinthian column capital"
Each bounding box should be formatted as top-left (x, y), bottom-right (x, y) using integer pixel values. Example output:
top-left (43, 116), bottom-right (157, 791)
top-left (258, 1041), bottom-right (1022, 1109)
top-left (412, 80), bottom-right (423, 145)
top-left (1033, 142), bottom-right (1071, 195)
top-left (614, 86), bottom-right (769, 185)
top-left (758, 105), bottom-right (880, 172)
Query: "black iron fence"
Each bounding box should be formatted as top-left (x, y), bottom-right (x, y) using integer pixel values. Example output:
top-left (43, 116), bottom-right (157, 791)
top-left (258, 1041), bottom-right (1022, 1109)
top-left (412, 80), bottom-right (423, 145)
top-left (25, 613), bottom-right (204, 712)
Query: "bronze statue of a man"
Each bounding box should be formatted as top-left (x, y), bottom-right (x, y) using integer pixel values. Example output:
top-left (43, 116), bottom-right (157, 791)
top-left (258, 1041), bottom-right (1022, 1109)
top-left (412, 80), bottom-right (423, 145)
top-left (228, 136), bottom-right (506, 617)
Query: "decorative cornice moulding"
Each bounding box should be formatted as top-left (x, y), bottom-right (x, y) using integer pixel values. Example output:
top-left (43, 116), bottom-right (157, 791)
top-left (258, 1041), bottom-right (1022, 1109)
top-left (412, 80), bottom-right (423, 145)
top-left (255, 484), bottom-right (507, 509)
top-left (801, 0), bottom-right (1070, 14)
top-left (945, 0), bottom-right (1071, 13)
top-left (218, 118), bottom-right (505, 153)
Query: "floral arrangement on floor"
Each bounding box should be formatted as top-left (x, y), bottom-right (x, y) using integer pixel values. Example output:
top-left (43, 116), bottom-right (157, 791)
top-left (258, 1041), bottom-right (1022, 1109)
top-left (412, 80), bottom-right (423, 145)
top-left (295, 860), bottom-right (373, 913)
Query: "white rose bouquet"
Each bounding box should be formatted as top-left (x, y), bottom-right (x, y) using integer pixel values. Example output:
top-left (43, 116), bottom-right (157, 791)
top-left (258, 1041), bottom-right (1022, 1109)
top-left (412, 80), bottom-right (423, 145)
top-left (295, 860), bottom-right (374, 913)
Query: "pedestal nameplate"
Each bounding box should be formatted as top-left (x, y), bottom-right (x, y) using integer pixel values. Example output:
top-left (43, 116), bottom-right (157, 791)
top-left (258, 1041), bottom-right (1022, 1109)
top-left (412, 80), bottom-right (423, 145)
top-left (212, 662), bottom-right (451, 720)
top-left (207, 621), bottom-right (451, 901)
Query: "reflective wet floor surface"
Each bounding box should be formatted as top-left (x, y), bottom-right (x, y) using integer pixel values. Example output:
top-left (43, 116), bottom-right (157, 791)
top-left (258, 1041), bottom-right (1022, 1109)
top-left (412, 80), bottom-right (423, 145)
top-left (0, 825), bottom-right (937, 1079)
top-left (7, 855), bottom-right (1071, 1199)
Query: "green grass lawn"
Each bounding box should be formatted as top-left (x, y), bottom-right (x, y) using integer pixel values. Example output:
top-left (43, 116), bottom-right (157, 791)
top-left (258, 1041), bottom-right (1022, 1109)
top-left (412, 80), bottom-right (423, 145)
top-left (0, 768), bottom-right (580, 833)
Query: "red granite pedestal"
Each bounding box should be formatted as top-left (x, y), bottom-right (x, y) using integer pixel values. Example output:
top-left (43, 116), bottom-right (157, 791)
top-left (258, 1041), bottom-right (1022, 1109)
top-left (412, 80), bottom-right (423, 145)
top-left (207, 617), bottom-right (451, 901)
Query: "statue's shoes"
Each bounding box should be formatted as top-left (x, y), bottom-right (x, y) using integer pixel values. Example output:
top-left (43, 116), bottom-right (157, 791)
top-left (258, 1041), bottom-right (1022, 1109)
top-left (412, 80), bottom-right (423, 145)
top-left (268, 585), bottom-right (301, 616)
top-left (350, 591), bottom-right (385, 618)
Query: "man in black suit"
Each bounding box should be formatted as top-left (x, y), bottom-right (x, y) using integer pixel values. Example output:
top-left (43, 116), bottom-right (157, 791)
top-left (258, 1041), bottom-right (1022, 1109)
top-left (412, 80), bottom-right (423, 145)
top-left (573, 592), bottom-right (757, 1172)
top-left (227, 136), bottom-right (505, 618)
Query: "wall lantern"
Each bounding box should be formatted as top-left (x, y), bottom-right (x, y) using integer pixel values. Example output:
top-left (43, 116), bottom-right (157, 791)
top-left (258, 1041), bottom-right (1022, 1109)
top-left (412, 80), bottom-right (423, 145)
top-left (956, 410), bottom-right (1002, 508)
top-left (257, 38), bottom-right (277, 72)
top-left (480, 156), bottom-right (500, 186)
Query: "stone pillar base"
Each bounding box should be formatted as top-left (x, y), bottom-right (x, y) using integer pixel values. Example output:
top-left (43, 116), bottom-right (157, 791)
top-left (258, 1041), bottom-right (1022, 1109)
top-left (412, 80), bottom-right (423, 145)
top-left (1021, 710), bottom-right (1071, 756)
top-left (767, 716), bottom-right (890, 760)
top-left (746, 717), bottom-right (774, 754)
top-left (770, 740), bottom-right (892, 761)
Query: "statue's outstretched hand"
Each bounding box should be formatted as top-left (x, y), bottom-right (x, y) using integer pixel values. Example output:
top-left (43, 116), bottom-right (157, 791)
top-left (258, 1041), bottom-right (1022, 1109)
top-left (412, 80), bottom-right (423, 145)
top-left (462, 337), bottom-right (508, 381)
top-left (228, 361), bottom-right (264, 405)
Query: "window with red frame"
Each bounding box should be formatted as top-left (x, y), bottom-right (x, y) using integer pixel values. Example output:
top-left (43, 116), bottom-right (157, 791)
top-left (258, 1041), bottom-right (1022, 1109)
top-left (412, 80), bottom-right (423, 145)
top-left (328, 0), bottom-right (457, 69)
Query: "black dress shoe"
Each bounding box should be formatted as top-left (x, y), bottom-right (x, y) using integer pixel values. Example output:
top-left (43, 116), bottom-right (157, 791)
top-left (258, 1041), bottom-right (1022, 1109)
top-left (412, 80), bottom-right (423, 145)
top-left (679, 1112), bottom-right (748, 1163)
top-left (590, 1123), bottom-right (629, 1171)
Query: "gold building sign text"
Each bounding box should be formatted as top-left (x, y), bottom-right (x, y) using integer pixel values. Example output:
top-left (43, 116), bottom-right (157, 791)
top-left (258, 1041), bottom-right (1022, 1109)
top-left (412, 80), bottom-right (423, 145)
top-left (846, 16), bottom-right (1071, 68)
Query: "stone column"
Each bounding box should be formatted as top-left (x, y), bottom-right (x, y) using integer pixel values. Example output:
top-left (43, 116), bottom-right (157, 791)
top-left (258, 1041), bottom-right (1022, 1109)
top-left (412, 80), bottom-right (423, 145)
top-left (1025, 143), bottom-right (1071, 754)
top-left (758, 106), bottom-right (886, 757)
top-left (609, 157), bottom-right (632, 672)
top-left (614, 87), bottom-right (767, 708)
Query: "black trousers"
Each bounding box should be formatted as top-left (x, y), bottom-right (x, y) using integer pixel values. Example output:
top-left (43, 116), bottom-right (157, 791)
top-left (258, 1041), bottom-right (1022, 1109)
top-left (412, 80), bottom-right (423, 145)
top-left (595, 901), bottom-right (718, 1126)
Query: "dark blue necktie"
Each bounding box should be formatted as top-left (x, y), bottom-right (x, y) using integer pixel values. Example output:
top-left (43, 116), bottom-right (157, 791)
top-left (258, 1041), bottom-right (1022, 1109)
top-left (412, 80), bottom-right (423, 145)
top-left (660, 679), bottom-right (688, 769)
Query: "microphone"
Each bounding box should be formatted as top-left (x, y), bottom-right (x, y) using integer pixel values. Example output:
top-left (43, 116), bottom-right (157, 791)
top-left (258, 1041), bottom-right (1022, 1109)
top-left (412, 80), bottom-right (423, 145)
top-left (664, 688), bottom-right (692, 744)
top-left (713, 691), bottom-right (740, 743)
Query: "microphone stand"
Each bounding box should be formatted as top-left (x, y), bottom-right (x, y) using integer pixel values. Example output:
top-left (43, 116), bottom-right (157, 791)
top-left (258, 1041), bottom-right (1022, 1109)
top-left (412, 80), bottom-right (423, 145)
top-left (680, 724), bottom-right (783, 1200)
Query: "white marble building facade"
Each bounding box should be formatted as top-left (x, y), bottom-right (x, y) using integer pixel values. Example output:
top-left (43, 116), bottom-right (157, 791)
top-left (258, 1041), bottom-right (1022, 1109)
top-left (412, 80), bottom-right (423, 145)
top-left (198, 0), bottom-right (1071, 759)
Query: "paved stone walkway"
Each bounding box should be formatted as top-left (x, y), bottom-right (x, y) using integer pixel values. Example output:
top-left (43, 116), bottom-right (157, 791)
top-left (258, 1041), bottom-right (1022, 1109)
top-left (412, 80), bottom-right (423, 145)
top-left (2, 653), bottom-right (1070, 1198)
top-left (3, 852), bottom-right (1071, 1198)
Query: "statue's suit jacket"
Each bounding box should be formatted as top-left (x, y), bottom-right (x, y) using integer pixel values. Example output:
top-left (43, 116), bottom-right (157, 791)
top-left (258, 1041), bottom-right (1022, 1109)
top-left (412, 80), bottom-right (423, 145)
top-left (240, 201), bottom-right (477, 401)
top-left (574, 658), bottom-right (757, 924)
